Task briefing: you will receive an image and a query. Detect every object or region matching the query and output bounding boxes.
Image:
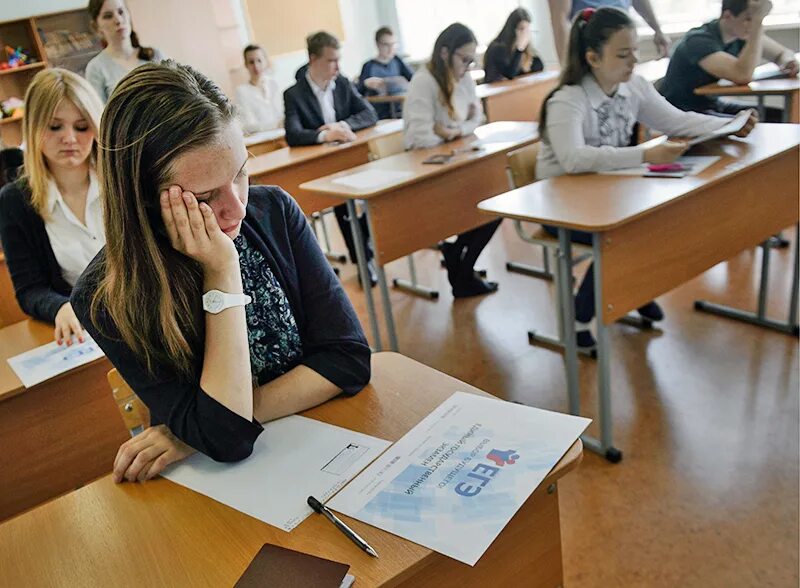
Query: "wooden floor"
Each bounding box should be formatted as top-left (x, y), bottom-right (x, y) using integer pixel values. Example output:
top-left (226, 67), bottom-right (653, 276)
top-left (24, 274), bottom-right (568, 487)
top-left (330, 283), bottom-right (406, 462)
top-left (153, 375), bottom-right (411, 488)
top-left (327, 217), bottom-right (799, 587)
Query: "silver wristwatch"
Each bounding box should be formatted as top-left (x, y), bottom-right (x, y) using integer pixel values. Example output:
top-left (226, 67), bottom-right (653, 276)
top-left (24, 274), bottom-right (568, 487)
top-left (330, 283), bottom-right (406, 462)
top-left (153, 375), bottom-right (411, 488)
top-left (202, 289), bottom-right (252, 314)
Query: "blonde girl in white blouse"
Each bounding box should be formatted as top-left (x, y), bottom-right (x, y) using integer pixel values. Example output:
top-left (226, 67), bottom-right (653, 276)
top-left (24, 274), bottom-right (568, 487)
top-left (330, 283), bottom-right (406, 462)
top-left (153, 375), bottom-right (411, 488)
top-left (537, 7), bottom-right (756, 348)
top-left (235, 45), bottom-right (283, 134)
top-left (403, 23), bottom-right (502, 298)
top-left (0, 69), bottom-right (105, 345)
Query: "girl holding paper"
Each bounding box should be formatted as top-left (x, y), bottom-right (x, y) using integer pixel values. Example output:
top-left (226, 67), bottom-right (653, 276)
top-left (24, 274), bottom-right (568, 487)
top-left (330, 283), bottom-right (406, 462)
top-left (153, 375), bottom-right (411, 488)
top-left (537, 7), bottom-right (756, 349)
top-left (0, 69), bottom-right (104, 345)
top-left (71, 61), bottom-right (371, 482)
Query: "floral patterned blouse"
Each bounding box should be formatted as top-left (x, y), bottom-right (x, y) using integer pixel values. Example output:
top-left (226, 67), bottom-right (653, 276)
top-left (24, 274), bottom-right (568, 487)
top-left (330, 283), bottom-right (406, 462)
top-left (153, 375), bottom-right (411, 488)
top-left (235, 232), bottom-right (303, 387)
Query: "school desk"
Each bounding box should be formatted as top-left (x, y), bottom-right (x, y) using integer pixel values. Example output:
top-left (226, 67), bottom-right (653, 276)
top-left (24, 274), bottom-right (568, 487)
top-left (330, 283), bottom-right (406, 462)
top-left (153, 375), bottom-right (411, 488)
top-left (0, 352), bottom-right (582, 588)
top-left (243, 128), bottom-right (287, 156)
top-left (248, 119), bottom-right (403, 216)
top-left (476, 70), bottom-right (560, 123)
top-left (695, 56), bottom-right (800, 123)
top-left (0, 319), bottom-right (125, 521)
top-left (366, 94), bottom-right (405, 119)
top-left (478, 123), bottom-right (799, 462)
top-left (300, 121), bottom-right (539, 352)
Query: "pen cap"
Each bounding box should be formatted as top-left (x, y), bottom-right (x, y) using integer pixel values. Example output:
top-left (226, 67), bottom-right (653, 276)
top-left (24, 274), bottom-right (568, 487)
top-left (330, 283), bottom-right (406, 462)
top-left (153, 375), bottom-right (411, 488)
top-left (307, 496), bottom-right (323, 513)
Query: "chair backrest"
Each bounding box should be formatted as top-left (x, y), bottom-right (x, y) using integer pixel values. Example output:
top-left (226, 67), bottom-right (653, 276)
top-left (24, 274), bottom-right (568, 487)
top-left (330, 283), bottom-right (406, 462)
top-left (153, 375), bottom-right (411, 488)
top-left (506, 142), bottom-right (540, 189)
top-left (0, 253), bottom-right (26, 328)
top-left (107, 368), bottom-right (150, 437)
top-left (368, 132), bottom-right (405, 161)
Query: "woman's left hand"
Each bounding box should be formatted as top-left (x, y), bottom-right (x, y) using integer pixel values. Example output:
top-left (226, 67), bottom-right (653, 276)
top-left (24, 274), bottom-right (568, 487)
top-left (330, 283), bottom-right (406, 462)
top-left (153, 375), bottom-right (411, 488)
top-left (113, 425), bottom-right (195, 483)
top-left (734, 109), bottom-right (759, 138)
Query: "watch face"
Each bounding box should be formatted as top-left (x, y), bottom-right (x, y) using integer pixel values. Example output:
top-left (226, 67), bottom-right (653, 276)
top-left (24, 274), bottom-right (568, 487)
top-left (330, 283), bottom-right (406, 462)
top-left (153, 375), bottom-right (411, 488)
top-left (205, 290), bottom-right (224, 312)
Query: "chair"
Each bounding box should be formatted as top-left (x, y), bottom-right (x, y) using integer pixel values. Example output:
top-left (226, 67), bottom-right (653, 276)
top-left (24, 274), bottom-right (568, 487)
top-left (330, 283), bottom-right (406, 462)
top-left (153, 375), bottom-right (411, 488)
top-left (366, 134), bottom-right (439, 299)
top-left (107, 368), bottom-right (149, 437)
top-left (504, 143), bottom-right (595, 356)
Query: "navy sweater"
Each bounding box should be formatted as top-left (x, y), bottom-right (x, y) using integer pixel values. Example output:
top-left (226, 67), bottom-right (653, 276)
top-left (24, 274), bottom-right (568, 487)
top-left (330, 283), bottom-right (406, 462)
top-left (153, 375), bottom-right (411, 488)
top-left (71, 186), bottom-right (371, 462)
top-left (483, 41), bottom-right (544, 83)
top-left (0, 179), bottom-right (72, 322)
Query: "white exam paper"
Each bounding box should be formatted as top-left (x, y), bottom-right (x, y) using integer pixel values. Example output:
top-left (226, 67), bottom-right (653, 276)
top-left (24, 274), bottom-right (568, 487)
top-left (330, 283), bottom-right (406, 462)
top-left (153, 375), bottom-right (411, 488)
top-left (7, 335), bottom-right (105, 388)
top-left (328, 392), bottom-right (590, 566)
top-left (332, 169), bottom-right (413, 190)
top-left (163, 415), bottom-right (391, 532)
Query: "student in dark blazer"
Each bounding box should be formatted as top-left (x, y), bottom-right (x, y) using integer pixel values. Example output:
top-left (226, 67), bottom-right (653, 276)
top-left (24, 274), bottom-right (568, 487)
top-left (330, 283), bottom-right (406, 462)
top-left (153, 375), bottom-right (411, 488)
top-left (284, 31), bottom-right (379, 286)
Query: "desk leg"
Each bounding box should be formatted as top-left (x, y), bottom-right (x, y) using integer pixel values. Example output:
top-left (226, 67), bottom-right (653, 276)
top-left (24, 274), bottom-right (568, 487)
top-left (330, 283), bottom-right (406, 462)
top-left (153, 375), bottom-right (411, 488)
top-left (393, 255), bottom-right (440, 299)
top-left (364, 202), bottom-right (399, 351)
top-left (557, 229), bottom-right (581, 416)
top-left (348, 200), bottom-right (383, 350)
top-left (694, 226), bottom-right (800, 336)
top-left (591, 233), bottom-right (622, 463)
top-left (320, 209), bottom-right (348, 263)
top-left (783, 92), bottom-right (791, 124)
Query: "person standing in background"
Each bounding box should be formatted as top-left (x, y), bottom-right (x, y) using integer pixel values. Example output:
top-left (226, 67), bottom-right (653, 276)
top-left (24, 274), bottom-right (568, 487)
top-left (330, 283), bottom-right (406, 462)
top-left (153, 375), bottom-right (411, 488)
top-left (357, 27), bottom-right (414, 119)
top-left (484, 8), bottom-right (545, 83)
top-left (85, 0), bottom-right (164, 102)
top-left (548, 0), bottom-right (670, 64)
top-left (235, 45), bottom-right (283, 134)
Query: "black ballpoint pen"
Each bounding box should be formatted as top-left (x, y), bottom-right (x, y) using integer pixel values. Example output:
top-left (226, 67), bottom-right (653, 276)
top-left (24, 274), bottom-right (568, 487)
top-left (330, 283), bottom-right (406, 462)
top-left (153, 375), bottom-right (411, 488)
top-left (307, 496), bottom-right (379, 558)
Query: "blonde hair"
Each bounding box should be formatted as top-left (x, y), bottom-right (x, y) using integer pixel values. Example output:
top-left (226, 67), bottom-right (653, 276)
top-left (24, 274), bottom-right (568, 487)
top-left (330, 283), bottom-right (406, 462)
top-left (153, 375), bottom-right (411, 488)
top-left (90, 60), bottom-right (235, 378)
top-left (21, 68), bottom-right (103, 219)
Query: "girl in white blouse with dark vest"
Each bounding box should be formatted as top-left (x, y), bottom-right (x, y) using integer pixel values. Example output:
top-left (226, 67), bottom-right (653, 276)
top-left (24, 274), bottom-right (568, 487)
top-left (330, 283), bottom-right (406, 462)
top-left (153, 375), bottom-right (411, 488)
top-left (0, 69), bottom-right (105, 345)
top-left (538, 7), bottom-right (757, 349)
top-left (235, 45), bottom-right (283, 135)
top-left (403, 23), bottom-right (501, 298)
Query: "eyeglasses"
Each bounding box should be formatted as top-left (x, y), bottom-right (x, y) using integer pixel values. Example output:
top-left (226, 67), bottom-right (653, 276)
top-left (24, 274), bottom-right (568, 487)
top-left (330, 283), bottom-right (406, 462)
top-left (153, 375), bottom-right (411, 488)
top-left (378, 41), bottom-right (398, 48)
top-left (453, 51), bottom-right (475, 67)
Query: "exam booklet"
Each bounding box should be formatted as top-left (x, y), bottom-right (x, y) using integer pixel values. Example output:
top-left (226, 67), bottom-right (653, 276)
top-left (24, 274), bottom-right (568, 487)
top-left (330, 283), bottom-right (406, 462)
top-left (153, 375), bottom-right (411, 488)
top-left (328, 392), bottom-right (590, 566)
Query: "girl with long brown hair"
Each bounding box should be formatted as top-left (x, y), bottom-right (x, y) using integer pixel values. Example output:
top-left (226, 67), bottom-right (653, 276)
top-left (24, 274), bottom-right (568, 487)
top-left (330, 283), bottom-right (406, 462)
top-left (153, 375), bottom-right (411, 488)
top-left (71, 60), bottom-right (370, 482)
top-left (483, 8), bottom-right (545, 83)
top-left (0, 68), bottom-right (104, 344)
top-left (84, 0), bottom-right (164, 102)
top-left (403, 23), bottom-right (501, 298)
top-left (537, 7), bottom-right (756, 349)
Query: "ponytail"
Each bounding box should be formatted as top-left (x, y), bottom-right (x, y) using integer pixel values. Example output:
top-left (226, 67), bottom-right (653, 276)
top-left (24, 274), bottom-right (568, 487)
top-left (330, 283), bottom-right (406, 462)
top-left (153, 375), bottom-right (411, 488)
top-left (539, 7), bottom-right (633, 142)
top-left (130, 30), bottom-right (156, 61)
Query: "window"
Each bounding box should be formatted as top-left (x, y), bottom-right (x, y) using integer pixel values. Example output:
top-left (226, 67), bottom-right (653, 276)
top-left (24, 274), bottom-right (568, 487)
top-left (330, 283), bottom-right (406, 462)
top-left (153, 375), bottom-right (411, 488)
top-left (395, 0), bottom-right (523, 61)
top-left (631, 0), bottom-right (800, 34)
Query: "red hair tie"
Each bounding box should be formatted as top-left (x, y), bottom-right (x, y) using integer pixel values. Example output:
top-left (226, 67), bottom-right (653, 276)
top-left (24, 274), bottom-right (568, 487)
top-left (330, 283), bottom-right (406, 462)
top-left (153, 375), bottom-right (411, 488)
top-left (581, 8), bottom-right (595, 22)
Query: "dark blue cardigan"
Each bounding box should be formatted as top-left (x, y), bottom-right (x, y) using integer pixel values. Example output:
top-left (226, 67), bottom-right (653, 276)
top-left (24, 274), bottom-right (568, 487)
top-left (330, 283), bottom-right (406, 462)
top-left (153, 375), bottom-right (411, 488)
top-left (0, 179), bottom-right (72, 322)
top-left (71, 186), bottom-right (371, 462)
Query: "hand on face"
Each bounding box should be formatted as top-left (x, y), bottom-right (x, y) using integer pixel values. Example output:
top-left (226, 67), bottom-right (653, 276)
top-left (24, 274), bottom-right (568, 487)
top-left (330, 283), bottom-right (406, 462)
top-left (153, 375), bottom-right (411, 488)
top-left (112, 424), bottom-right (195, 483)
top-left (160, 186), bottom-right (239, 273)
top-left (747, 0), bottom-right (773, 20)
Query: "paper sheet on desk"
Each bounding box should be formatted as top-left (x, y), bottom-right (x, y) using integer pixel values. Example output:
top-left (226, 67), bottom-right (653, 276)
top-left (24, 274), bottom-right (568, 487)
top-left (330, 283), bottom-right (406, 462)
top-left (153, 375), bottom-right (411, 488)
top-left (328, 392), bottom-right (590, 566)
top-left (600, 155), bottom-right (720, 176)
top-left (163, 415), bottom-right (391, 531)
top-left (7, 335), bottom-right (104, 387)
top-left (332, 169), bottom-right (413, 190)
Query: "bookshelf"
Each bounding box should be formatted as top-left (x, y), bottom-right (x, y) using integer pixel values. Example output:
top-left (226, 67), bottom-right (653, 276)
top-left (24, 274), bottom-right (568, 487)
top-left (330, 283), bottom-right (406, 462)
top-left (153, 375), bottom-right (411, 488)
top-left (0, 9), bottom-right (101, 148)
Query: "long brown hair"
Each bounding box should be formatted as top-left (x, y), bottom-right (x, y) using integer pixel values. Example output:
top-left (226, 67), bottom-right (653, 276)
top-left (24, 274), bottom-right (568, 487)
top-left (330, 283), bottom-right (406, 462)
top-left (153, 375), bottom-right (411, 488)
top-left (539, 7), bottom-right (633, 142)
top-left (426, 23), bottom-right (476, 119)
top-left (21, 68), bottom-right (103, 219)
top-left (90, 60), bottom-right (236, 378)
top-left (88, 0), bottom-right (155, 61)
top-left (487, 8), bottom-right (538, 73)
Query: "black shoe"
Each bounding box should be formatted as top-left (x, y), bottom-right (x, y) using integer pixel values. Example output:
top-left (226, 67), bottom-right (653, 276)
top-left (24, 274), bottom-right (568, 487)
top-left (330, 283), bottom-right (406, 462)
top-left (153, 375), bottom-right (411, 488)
top-left (576, 329), bottom-right (596, 349)
top-left (357, 259), bottom-right (378, 288)
top-left (440, 242), bottom-right (462, 286)
top-left (452, 276), bottom-right (499, 298)
top-left (637, 301), bottom-right (664, 322)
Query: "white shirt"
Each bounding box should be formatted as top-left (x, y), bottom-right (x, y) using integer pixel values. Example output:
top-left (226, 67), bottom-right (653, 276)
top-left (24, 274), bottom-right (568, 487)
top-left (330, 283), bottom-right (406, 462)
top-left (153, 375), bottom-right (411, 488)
top-left (537, 74), bottom-right (729, 179)
top-left (403, 66), bottom-right (485, 150)
top-left (305, 73), bottom-right (342, 143)
top-left (44, 172), bottom-right (105, 287)
top-left (235, 77), bottom-right (283, 134)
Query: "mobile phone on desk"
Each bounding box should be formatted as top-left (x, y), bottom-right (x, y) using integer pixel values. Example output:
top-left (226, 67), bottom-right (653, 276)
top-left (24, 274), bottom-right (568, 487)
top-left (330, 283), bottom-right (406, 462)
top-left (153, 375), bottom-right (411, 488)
top-left (422, 153), bottom-right (452, 165)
